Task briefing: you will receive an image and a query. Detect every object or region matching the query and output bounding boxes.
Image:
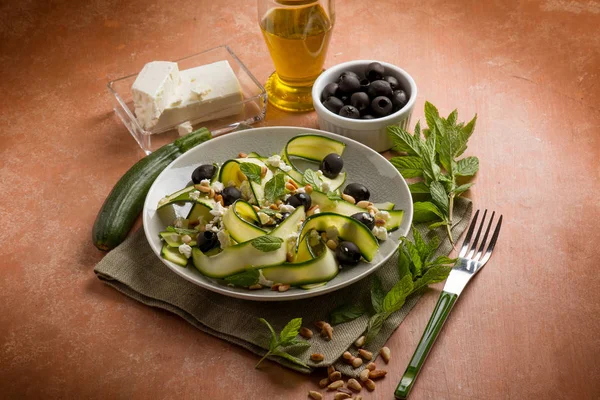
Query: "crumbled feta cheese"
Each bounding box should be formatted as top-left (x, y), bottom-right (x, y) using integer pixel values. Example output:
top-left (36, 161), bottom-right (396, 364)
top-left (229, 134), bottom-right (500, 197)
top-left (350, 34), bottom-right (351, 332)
top-left (178, 244), bottom-right (192, 258)
top-left (211, 180), bottom-right (224, 193)
top-left (320, 180), bottom-right (331, 193)
top-left (284, 194), bottom-right (291, 201)
top-left (375, 210), bottom-right (391, 221)
top-left (295, 187), bottom-right (306, 194)
top-left (372, 226), bottom-right (388, 241)
top-left (266, 154), bottom-right (282, 167)
top-left (177, 121), bottom-right (193, 137)
top-left (258, 270), bottom-right (274, 287)
top-left (279, 203), bottom-right (295, 213)
top-left (217, 229), bottom-right (233, 248)
top-left (200, 179), bottom-right (211, 186)
top-left (210, 202), bottom-right (227, 218)
top-left (325, 226), bottom-right (339, 240)
top-left (173, 217), bottom-right (185, 228)
top-left (313, 206), bottom-right (321, 214)
top-left (288, 231), bottom-right (299, 241)
top-left (275, 213), bottom-right (283, 219)
top-left (204, 223), bottom-right (213, 231)
top-left (279, 163), bottom-right (292, 172)
top-left (316, 170), bottom-right (324, 177)
top-left (189, 190), bottom-right (201, 201)
top-left (211, 225), bottom-right (219, 232)
top-left (257, 212), bottom-right (271, 225)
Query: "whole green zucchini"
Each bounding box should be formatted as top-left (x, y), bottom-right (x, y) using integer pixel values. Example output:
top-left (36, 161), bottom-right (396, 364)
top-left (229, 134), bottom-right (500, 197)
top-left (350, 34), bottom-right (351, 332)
top-left (92, 128), bottom-right (212, 251)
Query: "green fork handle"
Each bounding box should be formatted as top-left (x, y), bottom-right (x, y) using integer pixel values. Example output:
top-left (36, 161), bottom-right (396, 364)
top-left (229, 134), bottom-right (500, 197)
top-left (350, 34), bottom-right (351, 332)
top-left (394, 290), bottom-right (458, 399)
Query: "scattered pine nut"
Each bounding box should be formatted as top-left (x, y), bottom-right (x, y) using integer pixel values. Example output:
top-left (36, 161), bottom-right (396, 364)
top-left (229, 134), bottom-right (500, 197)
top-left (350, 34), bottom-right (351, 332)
top-left (354, 336), bottom-right (366, 348)
top-left (305, 184), bottom-right (313, 194)
top-left (356, 200), bottom-right (371, 209)
top-left (300, 327), bottom-right (313, 339)
top-left (342, 193), bottom-right (356, 204)
top-left (369, 369), bottom-right (387, 380)
top-left (327, 365), bottom-right (336, 376)
top-left (285, 182), bottom-right (296, 191)
top-left (288, 179), bottom-right (299, 189)
top-left (270, 204), bottom-right (279, 210)
top-left (196, 185), bottom-right (211, 193)
top-left (248, 284), bottom-right (262, 290)
top-left (271, 283), bottom-right (281, 291)
top-left (358, 349), bottom-right (373, 360)
top-left (366, 362), bottom-right (376, 371)
top-left (375, 218), bottom-right (386, 226)
top-left (352, 357), bottom-right (363, 368)
top-left (343, 351), bottom-right (354, 360)
top-left (321, 323), bottom-right (333, 340)
top-left (208, 188), bottom-right (215, 198)
top-left (253, 205), bottom-right (261, 212)
top-left (364, 379), bottom-right (376, 391)
top-left (311, 353), bottom-right (325, 362)
top-left (359, 369), bottom-right (370, 382)
top-left (276, 199), bottom-right (283, 206)
top-left (380, 347), bottom-right (391, 363)
top-left (181, 235), bottom-right (192, 244)
top-left (238, 152), bottom-right (248, 158)
top-left (319, 378), bottom-right (329, 388)
top-left (337, 388), bottom-right (353, 396)
top-left (329, 371), bottom-right (341, 381)
top-left (367, 205), bottom-right (379, 215)
top-left (326, 239), bottom-right (338, 250)
top-left (308, 390), bottom-right (323, 400)
top-left (334, 393), bottom-right (351, 400)
top-left (278, 284), bottom-right (291, 292)
top-left (314, 321), bottom-right (326, 330)
top-left (347, 378), bottom-right (362, 392)
top-left (260, 166), bottom-right (268, 178)
top-left (328, 380), bottom-right (344, 390)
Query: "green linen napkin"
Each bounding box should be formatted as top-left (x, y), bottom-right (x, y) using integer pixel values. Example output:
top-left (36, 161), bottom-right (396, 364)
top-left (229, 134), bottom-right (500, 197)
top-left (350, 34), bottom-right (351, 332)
top-left (94, 198), bottom-right (471, 375)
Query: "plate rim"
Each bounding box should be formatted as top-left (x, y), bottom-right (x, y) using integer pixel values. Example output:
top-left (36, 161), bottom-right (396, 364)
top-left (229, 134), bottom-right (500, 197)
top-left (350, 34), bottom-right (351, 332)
top-left (143, 126), bottom-right (413, 301)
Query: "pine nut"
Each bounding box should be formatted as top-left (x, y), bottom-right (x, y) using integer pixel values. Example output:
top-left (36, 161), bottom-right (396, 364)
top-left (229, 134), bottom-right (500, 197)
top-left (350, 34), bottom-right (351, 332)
top-left (343, 351), bottom-right (354, 360)
top-left (354, 336), bottom-right (366, 348)
top-left (364, 379), bottom-right (376, 391)
top-left (347, 378), bottom-right (362, 392)
top-left (358, 349), bottom-right (373, 360)
top-left (276, 199), bottom-right (283, 206)
top-left (260, 166), bottom-right (267, 178)
top-left (375, 218), bottom-right (386, 226)
top-left (326, 239), bottom-right (337, 250)
top-left (380, 346), bottom-right (391, 363)
top-left (327, 365), bottom-right (336, 376)
top-left (288, 179), bottom-right (299, 189)
top-left (308, 391), bottom-right (323, 400)
top-left (314, 321), bottom-right (326, 330)
top-left (271, 283), bottom-right (281, 291)
top-left (181, 234), bottom-right (192, 244)
top-left (321, 323), bottom-right (333, 340)
top-left (270, 204), bottom-right (279, 210)
top-left (238, 152), bottom-right (248, 158)
top-left (337, 388), bottom-right (353, 396)
top-left (248, 284), bottom-right (262, 290)
top-left (278, 284), bottom-right (290, 292)
top-left (319, 378), bottom-right (329, 388)
top-left (334, 393), bottom-right (351, 400)
top-left (329, 371), bottom-right (341, 381)
top-left (311, 353), bottom-right (324, 362)
top-left (285, 182), bottom-right (296, 191)
top-left (253, 205), bottom-right (261, 212)
top-left (304, 184), bottom-right (313, 194)
top-left (359, 368), bottom-right (370, 382)
top-left (367, 205), bottom-right (379, 215)
top-left (366, 362), bottom-right (376, 371)
top-left (196, 185), bottom-right (211, 193)
top-left (328, 380), bottom-right (344, 390)
top-left (356, 200), bottom-right (371, 209)
top-left (352, 357), bottom-right (363, 368)
top-left (300, 327), bottom-right (313, 339)
top-left (369, 369), bottom-right (387, 380)
top-left (208, 188), bottom-right (215, 198)
top-left (342, 193), bottom-right (356, 204)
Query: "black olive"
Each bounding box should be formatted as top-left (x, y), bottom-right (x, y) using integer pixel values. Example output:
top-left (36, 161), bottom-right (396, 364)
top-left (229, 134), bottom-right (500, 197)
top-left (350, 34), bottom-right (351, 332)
top-left (343, 183), bottom-right (370, 202)
top-left (391, 89), bottom-right (408, 110)
top-left (336, 241), bottom-right (362, 266)
top-left (197, 231), bottom-right (219, 252)
top-left (337, 74), bottom-right (361, 94)
top-left (340, 95), bottom-right (351, 105)
top-left (382, 75), bottom-right (400, 90)
top-left (350, 92), bottom-right (370, 112)
top-left (320, 153), bottom-right (344, 179)
top-left (321, 82), bottom-right (339, 101)
top-left (221, 186), bottom-right (241, 206)
top-left (191, 164), bottom-right (217, 184)
top-left (287, 193), bottom-right (311, 210)
top-left (339, 105), bottom-right (361, 119)
top-left (371, 96), bottom-right (393, 117)
top-left (359, 78), bottom-right (370, 92)
top-left (351, 212), bottom-right (375, 230)
top-left (365, 62), bottom-right (385, 82)
top-left (367, 80), bottom-right (393, 99)
top-left (361, 114), bottom-right (375, 120)
top-left (323, 96), bottom-right (344, 114)
top-left (339, 71), bottom-right (360, 81)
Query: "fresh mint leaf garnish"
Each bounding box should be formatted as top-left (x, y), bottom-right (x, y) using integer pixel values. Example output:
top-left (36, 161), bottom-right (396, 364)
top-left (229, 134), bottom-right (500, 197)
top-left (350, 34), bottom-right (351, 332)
top-left (251, 235), bottom-right (284, 252)
top-left (327, 191), bottom-right (343, 201)
top-left (224, 269), bottom-right (260, 287)
top-left (371, 275), bottom-right (385, 313)
top-left (265, 173), bottom-right (286, 203)
top-left (329, 304), bottom-right (366, 325)
top-left (256, 317), bottom-right (310, 369)
top-left (303, 169), bottom-right (321, 188)
top-left (239, 163), bottom-right (263, 184)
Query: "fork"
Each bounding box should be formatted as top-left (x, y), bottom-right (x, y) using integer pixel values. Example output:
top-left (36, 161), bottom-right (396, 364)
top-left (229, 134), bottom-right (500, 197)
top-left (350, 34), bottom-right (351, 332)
top-left (394, 210), bottom-right (503, 399)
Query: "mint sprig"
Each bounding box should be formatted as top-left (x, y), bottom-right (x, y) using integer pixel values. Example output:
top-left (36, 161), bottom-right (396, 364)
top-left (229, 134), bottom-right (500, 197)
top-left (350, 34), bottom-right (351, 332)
top-left (388, 101), bottom-right (479, 242)
top-left (224, 269), bottom-right (260, 287)
top-left (240, 163), bottom-right (263, 184)
top-left (265, 173), bottom-right (286, 203)
top-left (303, 169), bottom-right (321, 188)
top-left (329, 303), bottom-right (366, 325)
top-left (256, 317), bottom-right (310, 369)
top-left (251, 235), bottom-right (284, 252)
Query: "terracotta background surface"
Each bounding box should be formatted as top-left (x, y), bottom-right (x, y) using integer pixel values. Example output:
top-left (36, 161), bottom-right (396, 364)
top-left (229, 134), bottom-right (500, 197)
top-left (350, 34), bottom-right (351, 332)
top-left (1, 0), bottom-right (599, 399)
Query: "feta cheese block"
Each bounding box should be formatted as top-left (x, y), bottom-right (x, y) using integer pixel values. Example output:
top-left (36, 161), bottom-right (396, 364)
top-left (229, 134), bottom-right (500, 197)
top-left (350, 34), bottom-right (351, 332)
top-left (131, 61), bottom-right (181, 130)
top-left (153, 60), bottom-right (243, 132)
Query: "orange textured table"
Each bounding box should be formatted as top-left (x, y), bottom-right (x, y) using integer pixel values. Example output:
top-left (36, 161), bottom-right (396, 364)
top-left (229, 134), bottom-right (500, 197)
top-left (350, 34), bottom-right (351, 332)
top-left (1, 0), bottom-right (599, 399)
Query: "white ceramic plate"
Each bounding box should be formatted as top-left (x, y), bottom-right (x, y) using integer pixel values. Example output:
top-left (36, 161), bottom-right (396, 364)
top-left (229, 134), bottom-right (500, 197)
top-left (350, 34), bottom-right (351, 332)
top-left (143, 127), bottom-right (413, 301)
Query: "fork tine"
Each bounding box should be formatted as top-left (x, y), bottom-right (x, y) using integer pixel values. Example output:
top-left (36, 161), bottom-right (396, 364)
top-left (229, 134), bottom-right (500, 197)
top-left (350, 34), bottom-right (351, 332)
top-left (479, 215), bottom-right (503, 265)
top-left (459, 209), bottom-right (480, 258)
top-left (473, 211), bottom-right (495, 261)
top-left (466, 209), bottom-right (487, 259)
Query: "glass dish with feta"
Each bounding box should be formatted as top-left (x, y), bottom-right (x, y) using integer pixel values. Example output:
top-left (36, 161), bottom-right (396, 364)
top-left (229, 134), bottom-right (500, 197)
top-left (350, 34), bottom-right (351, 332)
top-left (108, 45), bottom-right (267, 154)
top-left (155, 134), bottom-right (405, 292)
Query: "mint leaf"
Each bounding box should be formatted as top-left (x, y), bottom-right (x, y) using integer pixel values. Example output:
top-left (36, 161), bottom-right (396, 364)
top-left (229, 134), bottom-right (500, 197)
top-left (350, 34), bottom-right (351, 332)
top-left (424, 101), bottom-right (440, 134)
top-left (456, 114), bottom-right (477, 157)
top-left (412, 264), bottom-right (452, 293)
top-left (270, 349), bottom-right (310, 369)
top-left (387, 126), bottom-right (421, 156)
top-left (397, 248), bottom-right (411, 279)
top-left (258, 318), bottom-right (278, 351)
top-left (447, 109), bottom-right (458, 125)
top-left (426, 235), bottom-right (441, 260)
top-left (453, 182), bottom-right (474, 195)
top-left (224, 269), bottom-right (260, 287)
top-left (279, 317), bottom-right (302, 345)
top-left (251, 235), bottom-right (284, 252)
top-left (413, 201), bottom-right (444, 222)
top-left (429, 181), bottom-right (449, 215)
top-left (411, 228), bottom-right (429, 260)
top-left (427, 255), bottom-right (457, 267)
top-left (389, 156), bottom-right (423, 178)
top-left (284, 338), bottom-right (312, 348)
top-left (330, 304), bottom-right (366, 325)
top-left (364, 312), bottom-right (386, 344)
top-left (455, 157), bottom-right (479, 177)
top-left (240, 162), bottom-right (262, 184)
top-left (264, 173), bottom-right (286, 203)
top-left (327, 191), bottom-right (343, 201)
top-left (420, 133), bottom-right (441, 183)
top-left (404, 240), bottom-right (423, 276)
top-left (303, 169), bottom-right (321, 188)
top-left (428, 221), bottom-right (448, 229)
top-left (371, 275), bottom-right (385, 313)
top-left (408, 182), bottom-right (430, 194)
top-left (383, 274), bottom-right (414, 314)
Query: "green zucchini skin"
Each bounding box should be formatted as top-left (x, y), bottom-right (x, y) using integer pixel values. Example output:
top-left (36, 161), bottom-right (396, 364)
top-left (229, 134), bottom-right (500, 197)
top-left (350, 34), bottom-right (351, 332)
top-left (92, 128), bottom-right (212, 251)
